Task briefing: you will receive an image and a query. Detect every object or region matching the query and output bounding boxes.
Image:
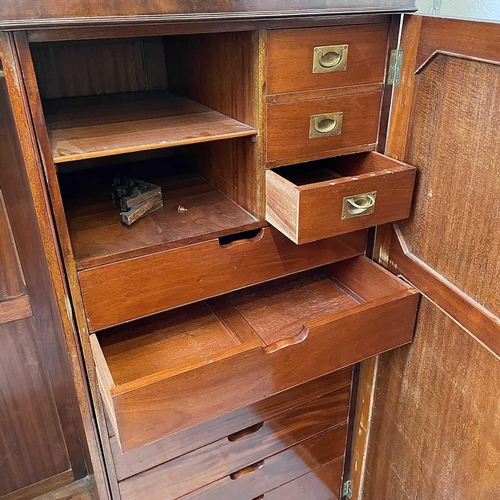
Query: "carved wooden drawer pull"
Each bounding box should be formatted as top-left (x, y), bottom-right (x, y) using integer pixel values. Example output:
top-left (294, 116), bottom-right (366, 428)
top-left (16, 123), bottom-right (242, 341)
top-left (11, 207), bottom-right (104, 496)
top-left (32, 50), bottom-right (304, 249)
top-left (227, 421), bottom-right (264, 442)
top-left (230, 460), bottom-right (265, 480)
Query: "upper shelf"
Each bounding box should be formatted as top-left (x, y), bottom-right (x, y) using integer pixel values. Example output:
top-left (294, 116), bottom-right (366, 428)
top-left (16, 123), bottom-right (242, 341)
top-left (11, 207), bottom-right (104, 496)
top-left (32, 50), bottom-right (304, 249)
top-left (43, 91), bottom-right (257, 164)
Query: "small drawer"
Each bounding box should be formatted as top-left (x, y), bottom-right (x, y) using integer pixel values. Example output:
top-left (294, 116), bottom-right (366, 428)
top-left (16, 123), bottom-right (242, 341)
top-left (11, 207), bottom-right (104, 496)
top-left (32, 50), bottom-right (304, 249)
top-left (79, 226), bottom-right (365, 331)
top-left (91, 255), bottom-right (418, 452)
top-left (262, 459), bottom-right (343, 500)
top-left (267, 24), bottom-right (389, 95)
top-left (110, 368), bottom-right (352, 480)
top-left (266, 91), bottom-right (382, 164)
top-left (119, 387), bottom-right (350, 499)
top-left (266, 152), bottom-right (416, 244)
top-left (178, 426), bottom-right (347, 500)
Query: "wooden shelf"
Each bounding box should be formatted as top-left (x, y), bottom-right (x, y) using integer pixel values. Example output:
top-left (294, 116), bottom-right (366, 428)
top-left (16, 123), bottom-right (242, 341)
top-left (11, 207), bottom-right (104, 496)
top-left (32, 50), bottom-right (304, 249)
top-left (43, 91), bottom-right (257, 163)
top-left (60, 161), bottom-right (261, 269)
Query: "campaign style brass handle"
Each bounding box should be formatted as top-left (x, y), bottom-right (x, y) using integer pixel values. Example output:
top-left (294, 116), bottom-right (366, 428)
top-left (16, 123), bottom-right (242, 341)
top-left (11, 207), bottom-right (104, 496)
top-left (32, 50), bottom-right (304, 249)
top-left (309, 112), bottom-right (343, 139)
top-left (313, 44), bottom-right (348, 73)
top-left (342, 192), bottom-right (377, 219)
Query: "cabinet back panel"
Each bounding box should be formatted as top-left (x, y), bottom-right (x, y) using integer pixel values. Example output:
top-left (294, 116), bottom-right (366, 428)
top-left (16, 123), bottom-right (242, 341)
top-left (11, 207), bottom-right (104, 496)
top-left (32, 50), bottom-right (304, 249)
top-left (31, 38), bottom-right (168, 99)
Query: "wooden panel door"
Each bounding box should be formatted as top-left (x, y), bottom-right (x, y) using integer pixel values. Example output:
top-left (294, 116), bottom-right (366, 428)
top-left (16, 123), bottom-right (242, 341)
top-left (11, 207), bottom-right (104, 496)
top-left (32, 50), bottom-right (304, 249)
top-left (356, 15), bottom-right (500, 500)
top-left (0, 33), bottom-right (107, 499)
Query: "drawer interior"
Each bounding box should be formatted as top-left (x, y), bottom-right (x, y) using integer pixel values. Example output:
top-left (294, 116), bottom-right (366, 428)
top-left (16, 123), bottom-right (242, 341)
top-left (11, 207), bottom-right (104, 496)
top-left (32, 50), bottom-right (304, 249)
top-left (266, 151), bottom-right (416, 243)
top-left (91, 256), bottom-right (418, 451)
top-left (96, 267), bottom-right (362, 389)
top-left (58, 158), bottom-right (261, 269)
top-left (268, 151), bottom-right (415, 189)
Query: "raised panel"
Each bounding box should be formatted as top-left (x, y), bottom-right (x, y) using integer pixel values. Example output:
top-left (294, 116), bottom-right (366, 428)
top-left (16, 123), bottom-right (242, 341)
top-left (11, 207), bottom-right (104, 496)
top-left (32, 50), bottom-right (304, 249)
top-left (0, 318), bottom-right (71, 495)
top-left (0, 176), bottom-right (26, 302)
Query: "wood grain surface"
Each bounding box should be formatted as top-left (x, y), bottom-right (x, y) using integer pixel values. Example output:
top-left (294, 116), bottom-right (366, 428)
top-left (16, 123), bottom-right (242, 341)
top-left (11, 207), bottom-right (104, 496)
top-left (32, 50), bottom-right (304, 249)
top-left (266, 90), bottom-right (382, 163)
top-left (267, 24), bottom-right (389, 95)
top-left (25, 14), bottom-right (391, 44)
top-left (119, 388), bottom-right (349, 499)
top-left (401, 54), bottom-right (500, 319)
top-left (266, 151), bottom-right (416, 243)
top-left (110, 368), bottom-right (352, 480)
top-left (0, 1), bottom-right (416, 28)
top-left (93, 256), bottom-right (418, 451)
top-left (166, 31), bottom-right (265, 218)
top-left (0, 190), bottom-right (26, 300)
top-left (178, 426), bottom-right (347, 500)
top-left (0, 34), bottom-right (96, 497)
top-left (61, 164), bottom-right (260, 269)
top-left (78, 227), bottom-right (366, 331)
top-left (44, 91), bottom-right (257, 163)
top-left (362, 15), bottom-right (500, 500)
top-left (31, 38), bottom-right (167, 99)
top-left (364, 299), bottom-right (500, 500)
top-left (263, 459), bottom-right (343, 500)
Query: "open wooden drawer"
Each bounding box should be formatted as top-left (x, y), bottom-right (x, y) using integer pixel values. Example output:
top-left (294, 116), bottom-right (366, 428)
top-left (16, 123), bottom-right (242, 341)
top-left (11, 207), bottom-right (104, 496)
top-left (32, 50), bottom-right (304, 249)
top-left (91, 256), bottom-right (419, 452)
top-left (266, 151), bottom-right (416, 244)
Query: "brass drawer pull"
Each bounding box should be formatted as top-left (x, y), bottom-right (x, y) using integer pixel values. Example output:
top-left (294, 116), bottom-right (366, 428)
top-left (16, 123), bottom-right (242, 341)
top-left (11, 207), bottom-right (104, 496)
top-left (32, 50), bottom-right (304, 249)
top-left (230, 460), bottom-right (265, 480)
top-left (309, 112), bottom-right (343, 139)
top-left (227, 421), bottom-right (264, 442)
top-left (342, 191), bottom-right (377, 219)
top-left (313, 45), bottom-right (348, 73)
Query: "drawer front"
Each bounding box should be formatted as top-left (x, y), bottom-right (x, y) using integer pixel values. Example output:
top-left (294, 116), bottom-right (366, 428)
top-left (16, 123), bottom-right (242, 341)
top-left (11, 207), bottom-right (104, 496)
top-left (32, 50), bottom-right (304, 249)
top-left (119, 388), bottom-right (350, 500)
top-left (79, 227), bottom-right (365, 331)
top-left (111, 368), bottom-right (352, 480)
top-left (267, 24), bottom-right (389, 95)
top-left (263, 459), bottom-right (343, 500)
top-left (266, 153), bottom-right (416, 244)
top-left (179, 426), bottom-right (347, 500)
top-left (266, 91), bottom-right (382, 164)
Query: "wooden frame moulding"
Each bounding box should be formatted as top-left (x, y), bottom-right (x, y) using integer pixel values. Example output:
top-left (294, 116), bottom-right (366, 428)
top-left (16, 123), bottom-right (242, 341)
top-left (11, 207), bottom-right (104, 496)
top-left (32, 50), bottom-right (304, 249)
top-left (1, 30), bottom-right (111, 498)
top-left (13, 31), bottom-right (119, 498)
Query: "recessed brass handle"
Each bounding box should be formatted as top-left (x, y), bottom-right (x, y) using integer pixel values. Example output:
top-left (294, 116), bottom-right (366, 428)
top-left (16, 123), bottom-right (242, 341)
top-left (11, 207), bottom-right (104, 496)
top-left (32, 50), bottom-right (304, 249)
top-left (313, 45), bottom-right (348, 73)
top-left (309, 112), bottom-right (343, 139)
top-left (342, 191), bottom-right (377, 219)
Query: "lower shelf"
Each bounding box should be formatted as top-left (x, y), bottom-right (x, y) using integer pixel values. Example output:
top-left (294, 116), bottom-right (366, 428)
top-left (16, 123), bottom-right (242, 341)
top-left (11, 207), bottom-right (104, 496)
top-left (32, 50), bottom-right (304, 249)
top-left (91, 255), bottom-right (419, 452)
top-left (60, 160), bottom-right (261, 269)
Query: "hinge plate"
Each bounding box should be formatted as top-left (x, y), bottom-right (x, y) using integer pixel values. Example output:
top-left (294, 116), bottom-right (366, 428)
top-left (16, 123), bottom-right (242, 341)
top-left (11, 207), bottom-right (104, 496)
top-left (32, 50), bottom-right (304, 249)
top-left (342, 479), bottom-right (353, 499)
top-left (387, 49), bottom-right (404, 86)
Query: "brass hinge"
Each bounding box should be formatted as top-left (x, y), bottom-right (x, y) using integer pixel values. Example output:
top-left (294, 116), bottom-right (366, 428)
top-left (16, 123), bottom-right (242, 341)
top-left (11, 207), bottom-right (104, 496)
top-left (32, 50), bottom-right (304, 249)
top-left (342, 479), bottom-right (353, 499)
top-left (387, 49), bottom-right (404, 86)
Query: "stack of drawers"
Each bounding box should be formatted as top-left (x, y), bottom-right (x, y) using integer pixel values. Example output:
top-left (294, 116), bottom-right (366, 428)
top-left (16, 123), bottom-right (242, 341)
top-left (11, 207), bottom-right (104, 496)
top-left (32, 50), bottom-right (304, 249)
top-left (266, 23), bottom-right (390, 166)
top-left (110, 369), bottom-right (352, 499)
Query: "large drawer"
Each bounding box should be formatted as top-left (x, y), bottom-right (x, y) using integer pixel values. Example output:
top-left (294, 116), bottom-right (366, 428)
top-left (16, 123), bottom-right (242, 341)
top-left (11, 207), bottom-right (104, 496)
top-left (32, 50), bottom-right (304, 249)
top-left (178, 426), bottom-right (347, 500)
top-left (119, 387), bottom-right (350, 500)
top-left (266, 91), bottom-right (382, 165)
top-left (267, 24), bottom-right (389, 95)
top-left (79, 226), bottom-right (365, 331)
top-left (110, 368), bottom-right (352, 480)
top-left (91, 255), bottom-right (418, 452)
top-left (266, 152), bottom-right (416, 244)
